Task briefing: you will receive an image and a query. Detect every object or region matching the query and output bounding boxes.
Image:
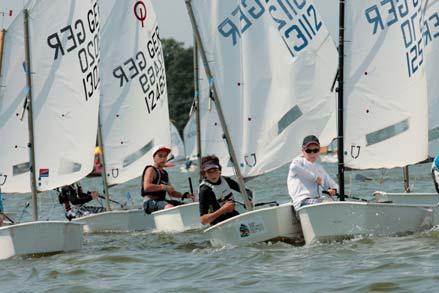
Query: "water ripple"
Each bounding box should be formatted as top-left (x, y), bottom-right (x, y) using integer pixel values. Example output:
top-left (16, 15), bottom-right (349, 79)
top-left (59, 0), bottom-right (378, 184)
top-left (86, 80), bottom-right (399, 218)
top-left (2, 164), bottom-right (439, 292)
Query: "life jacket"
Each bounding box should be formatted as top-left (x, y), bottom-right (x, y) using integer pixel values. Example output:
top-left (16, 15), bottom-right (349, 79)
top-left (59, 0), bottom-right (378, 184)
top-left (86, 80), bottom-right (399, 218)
top-left (141, 165), bottom-right (169, 200)
top-left (58, 184), bottom-right (82, 211)
top-left (0, 193), bottom-right (4, 214)
top-left (200, 176), bottom-right (235, 203)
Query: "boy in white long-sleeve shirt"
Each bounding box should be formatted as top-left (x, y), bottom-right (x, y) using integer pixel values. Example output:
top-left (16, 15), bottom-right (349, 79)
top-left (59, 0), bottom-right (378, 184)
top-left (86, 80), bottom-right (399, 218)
top-left (432, 156), bottom-right (439, 193)
top-left (288, 135), bottom-right (338, 210)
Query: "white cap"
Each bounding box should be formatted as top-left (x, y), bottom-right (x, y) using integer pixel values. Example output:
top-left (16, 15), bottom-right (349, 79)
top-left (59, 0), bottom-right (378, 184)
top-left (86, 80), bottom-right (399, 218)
top-left (152, 145), bottom-right (171, 157)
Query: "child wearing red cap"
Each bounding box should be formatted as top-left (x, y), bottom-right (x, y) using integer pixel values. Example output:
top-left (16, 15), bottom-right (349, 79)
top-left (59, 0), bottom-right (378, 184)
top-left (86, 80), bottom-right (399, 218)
top-left (141, 145), bottom-right (194, 214)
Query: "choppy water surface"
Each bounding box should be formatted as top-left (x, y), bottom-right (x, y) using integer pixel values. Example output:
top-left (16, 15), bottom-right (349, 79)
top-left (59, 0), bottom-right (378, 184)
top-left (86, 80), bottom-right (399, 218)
top-left (1, 162), bottom-right (439, 292)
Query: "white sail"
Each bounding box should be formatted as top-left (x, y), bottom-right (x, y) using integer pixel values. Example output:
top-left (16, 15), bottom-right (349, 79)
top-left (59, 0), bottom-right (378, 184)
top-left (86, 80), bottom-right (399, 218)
top-left (196, 53), bottom-right (235, 175)
top-left (191, 0), bottom-right (337, 178)
top-left (0, 11), bottom-right (30, 193)
top-left (0, 1), bottom-right (30, 30)
top-left (29, 0), bottom-right (101, 191)
top-left (183, 55), bottom-right (233, 174)
top-left (99, 0), bottom-right (171, 185)
top-left (425, 0), bottom-right (439, 156)
top-left (170, 122), bottom-right (185, 162)
top-left (182, 51), bottom-right (237, 174)
top-left (0, 0), bottom-right (90, 259)
top-left (312, 0), bottom-right (339, 147)
top-left (344, 1), bottom-right (428, 169)
top-left (183, 111), bottom-right (197, 160)
top-left (313, 0), bottom-right (339, 44)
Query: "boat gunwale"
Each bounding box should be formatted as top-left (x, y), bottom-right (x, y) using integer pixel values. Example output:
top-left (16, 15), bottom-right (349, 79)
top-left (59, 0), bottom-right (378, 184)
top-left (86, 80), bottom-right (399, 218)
top-left (151, 202), bottom-right (200, 215)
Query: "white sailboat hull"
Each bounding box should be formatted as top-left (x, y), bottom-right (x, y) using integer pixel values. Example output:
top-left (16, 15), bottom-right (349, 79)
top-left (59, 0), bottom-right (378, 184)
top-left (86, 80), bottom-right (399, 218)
top-left (152, 202), bottom-right (202, 233)
top-left (373, 191), bottom-right (439, 205)
top-left (73, 209), bottom-right (153, 233)
top-left (297, 202), bottom-right (435, 244)
top-left (205, 203), bottom-right (302, 247)
top-left (0, 221), bottom-right (83, 260)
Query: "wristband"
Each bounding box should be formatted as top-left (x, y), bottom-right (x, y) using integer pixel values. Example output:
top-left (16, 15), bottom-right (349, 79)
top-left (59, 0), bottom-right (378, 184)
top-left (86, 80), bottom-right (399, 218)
top-left (163, 185), bottom-right (167, 192)
top-left (182, 192), bottom-right (189, 199)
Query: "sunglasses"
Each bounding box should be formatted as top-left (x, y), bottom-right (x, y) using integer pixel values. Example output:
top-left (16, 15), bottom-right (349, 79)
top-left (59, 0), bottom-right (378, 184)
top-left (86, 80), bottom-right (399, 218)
top-left (304, 148), bottom-right (320, 154)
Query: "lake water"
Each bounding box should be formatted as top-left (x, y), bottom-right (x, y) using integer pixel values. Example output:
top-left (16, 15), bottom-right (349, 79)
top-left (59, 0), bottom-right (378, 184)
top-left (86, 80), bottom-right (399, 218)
top-left (1, 161), bottom-right (439, 292)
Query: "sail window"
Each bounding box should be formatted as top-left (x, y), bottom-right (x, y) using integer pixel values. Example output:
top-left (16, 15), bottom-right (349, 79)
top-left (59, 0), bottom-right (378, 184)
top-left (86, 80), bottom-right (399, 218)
top-left (123, 141), bottom-right (153, 167)
top-left (58, 160), bottom-right (81, 174)
top-left (366, 119), bottom-right (409, 146)
top-left (277, 105), bottom-right (302, 135)
top-left (12, 162), bottom-right (30, 176)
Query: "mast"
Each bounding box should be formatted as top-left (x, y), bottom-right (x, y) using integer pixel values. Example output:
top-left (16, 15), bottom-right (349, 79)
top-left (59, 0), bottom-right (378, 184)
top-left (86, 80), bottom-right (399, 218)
top-left (0, 29), bottom-right (6, 76)
top-left (185, 0), bottom-right (252, 210)
top-left (403, 166), bottom-right (410, 193)
top-left (23, 9), bottom-right (39, 220)
top-left (193, 36), bottom-right (202, 182)
top-left (0, 31), bottom-right (4, 201)
top-left (337, 0), bottom-right (346, 201)
top-left (97, 117), bottom-right (111, 211)
top-left (0, 32), bottom-right (5, 197)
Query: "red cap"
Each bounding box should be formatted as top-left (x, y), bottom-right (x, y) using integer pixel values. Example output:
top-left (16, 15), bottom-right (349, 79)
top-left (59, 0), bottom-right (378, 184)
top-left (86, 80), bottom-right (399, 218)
top-left (152, 145), bottom-right (171, 157)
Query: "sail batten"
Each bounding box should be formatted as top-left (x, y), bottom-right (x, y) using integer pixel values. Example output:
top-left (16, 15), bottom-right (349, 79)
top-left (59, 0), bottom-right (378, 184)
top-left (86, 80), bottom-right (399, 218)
top-left (365, 119), bottom-right (410, 146)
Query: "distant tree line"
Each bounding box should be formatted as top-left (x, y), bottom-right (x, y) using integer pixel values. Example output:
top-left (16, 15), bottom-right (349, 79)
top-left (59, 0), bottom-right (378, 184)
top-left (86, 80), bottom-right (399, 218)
top-left (162, 38), bottom-right (194, 135)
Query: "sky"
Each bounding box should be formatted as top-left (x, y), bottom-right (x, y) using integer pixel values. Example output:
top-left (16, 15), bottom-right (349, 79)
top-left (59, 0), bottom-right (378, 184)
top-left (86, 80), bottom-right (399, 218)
top-left (151, 0), bottom-right (193, 47)
top-left (0, 0), bottom-right (194, 46)
top-left (152, 0), bottom-right (339, 47)
top-left (0, 0), bottom-right (338, 48)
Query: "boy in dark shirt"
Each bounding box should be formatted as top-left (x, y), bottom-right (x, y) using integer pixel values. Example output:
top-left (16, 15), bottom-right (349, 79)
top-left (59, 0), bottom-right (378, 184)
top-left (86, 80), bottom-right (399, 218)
top-left (58, 183), bottom-right (104, 220)
top-left (198, 155), bottom-right (252, 226)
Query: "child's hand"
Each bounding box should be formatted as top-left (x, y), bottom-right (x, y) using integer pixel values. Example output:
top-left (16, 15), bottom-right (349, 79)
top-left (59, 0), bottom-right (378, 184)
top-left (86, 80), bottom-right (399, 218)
top-left (316, 176), bottom-right (323, 185)
top-left (327, 188), bottom-right (337, 196)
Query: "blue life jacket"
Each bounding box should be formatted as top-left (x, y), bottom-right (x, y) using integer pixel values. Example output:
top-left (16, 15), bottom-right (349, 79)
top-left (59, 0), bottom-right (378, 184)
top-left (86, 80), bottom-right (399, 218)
top-left (0, 192), bottom-right (4, 213)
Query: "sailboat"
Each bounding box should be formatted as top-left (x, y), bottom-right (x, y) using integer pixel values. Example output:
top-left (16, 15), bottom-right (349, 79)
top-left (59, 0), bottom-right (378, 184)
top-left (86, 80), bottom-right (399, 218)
top-left (153, 37), bottom-right (251, 233)
top-left (150, 42), bottom-right (209, 233)
top-left (373, 0), bottom-right (439, 205)
top-left (170, 122), bottom-right (186, 163)
top-left (185, 0), bottom-right (338, 246)
top-left (151, 45), bottom-right (204, 234)
top-left (296, 0), bottom-right (438, 244)
top-left (183, 111), bottom-right (197, 163)
top-left (181, 113), bottom-right (198, 173)
top-left (182, 48), bottom-right (236, 177)
top-left (0, 0), bottom-right (104, 259)
top-left (71, 0), bottom-right (170, 233)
